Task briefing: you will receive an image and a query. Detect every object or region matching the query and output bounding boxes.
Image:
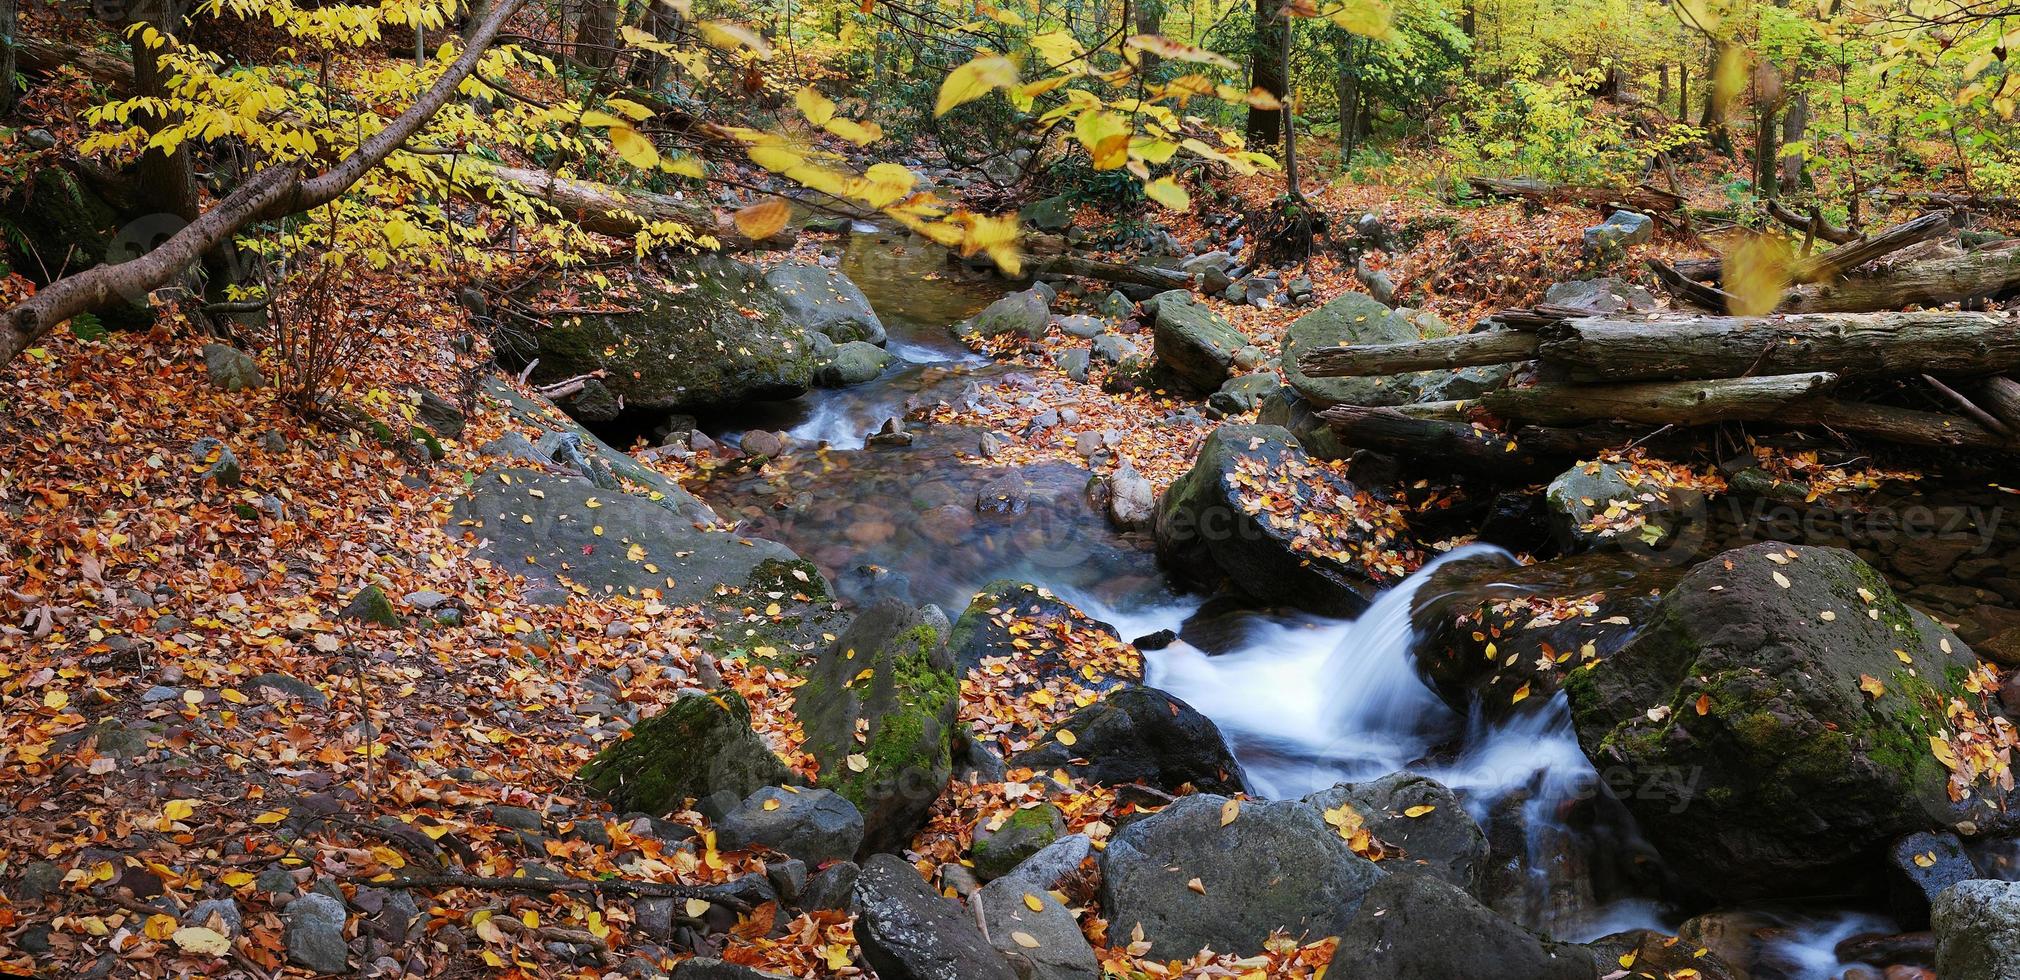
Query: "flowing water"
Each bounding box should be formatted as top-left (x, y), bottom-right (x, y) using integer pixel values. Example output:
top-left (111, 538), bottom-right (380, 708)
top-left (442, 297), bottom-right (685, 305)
top-left (688, 231), bottom-right (1898, 978)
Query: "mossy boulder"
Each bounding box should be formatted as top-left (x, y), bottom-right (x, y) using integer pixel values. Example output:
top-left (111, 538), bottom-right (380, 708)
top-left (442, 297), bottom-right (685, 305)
top-left (340, 585), bottom-right (401, 627)
top-left (527, 256), bottom-right (819, 411)
top-left (1154, 424), bottom-right (1414, 616)
top-left (816, 340), bottom-right (893, 387)
top-left (1565, 542), bottom-right (1989, 902)
top-left (577, 689), bottom-right (793, 815)
top-left (763, 261), bottom-right (887, 345)
top-left (794, 598), bottom-right (960, 855)
top-left (1544, 459), bottom-right (1708, 554)
top-left (954, 288), bottom-right (1049, 341)
top-left (1148, 291), bottom-right (1251, 393)
top-left (1280, 294), bottom-right (1503, 408)
top-left (971, 803), bottom-right (1064, 881)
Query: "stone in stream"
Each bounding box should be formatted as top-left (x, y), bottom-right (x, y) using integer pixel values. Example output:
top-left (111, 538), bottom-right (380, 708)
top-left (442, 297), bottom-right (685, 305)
top-left (714, 787), bottom-right (864, 865)
top-left (955, 288), bottom-right (1049, 342)
top-left (1302, 772), bottom-right (1490, 897)
top-left (817, 340), bottom-right (894, 388)
top-left (1544, 458), bottom-right (1708, 554)
top-left (764, 261), bottom-right (887, 345)
top-left (795, 598), bottom-right (960, 855)
top-left (1329, 874), bottom-right (1597, 979)
top-left (1107, 463), bottom-right (1155, 532)
top-left (1888, 830), bottom-right (1979, 928)
top-left (1099, 794), bottom-right (1382, 960)
top-left (1582, 929), bottom-right (1739, 979)
top-left (1935, 879), bottom-right (2020, 980)
top-left (851, 854), bottom-right (1018, 980)
top-left (524, 256), bottom-right (819, 412)
top-left (947, 580), bottom-right (1132, 692)
top-left (1155, 423), bottom-right (1417, 616)
top-left (1146, 290), bottom-right (1251, 393)
top-left (1562, 543), bottom-right (1992, 903)
top-left (1011, 686), bottom-right (1244, 795)
top-left (576, 689), bottom-right (795, 816)
top-left (1279, 292), bottom-right (1507, 409)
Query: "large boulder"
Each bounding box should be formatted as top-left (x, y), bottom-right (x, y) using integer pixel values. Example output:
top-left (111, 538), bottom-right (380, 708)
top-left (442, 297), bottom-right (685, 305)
top-left (477, 377), bottom-right (718, 524)
top-left (956, 289), bottom-right (1049, 341)
top-left (1329, 874), bottom-right (1595, 980)
top-left (795, 598), bottom-right (960, 854)
top-left (452, 467), bottom-right (801, 606)
top-left (1099, 794), bottom-right (1383, 959)
top-left (1280, 294), bottom-right (1504, 408)
top-left (1935, 879), bottom-right (2020, 980)
top-left (576, 689), bottom-right (794, 815)
top-left (972, 872), bottom-right (1100, 980)
top-left (852, 854), bottom-right (1018, 980)
top-left (527, 256), bottom-right (820, 411)
top-left (1544, 459), bottom-right (1708, 554)
top-left (817, 340), bottom-right (894, 387)
top-left (1154, 424), bottom-right (1417, 616)
top-left (948, 581), bottom-right (1135, 702)
top-left (1148, 291), bottom-right (1251, 393)
top-left (1302, 772), bottom-right (1490, 897)
top-left (764, 261), bottom-right (887, 345)
top-left (715, 787), bottom-right (864, 865)
top-left (1010, 686), bottom-right (1243, 794)
top-left (1563, 543), bottom-right (1992, 902)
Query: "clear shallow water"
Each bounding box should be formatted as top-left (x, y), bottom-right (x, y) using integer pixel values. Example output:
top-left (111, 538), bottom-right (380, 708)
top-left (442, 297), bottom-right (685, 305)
top-left (689, 232), bottom-right (1899, 979)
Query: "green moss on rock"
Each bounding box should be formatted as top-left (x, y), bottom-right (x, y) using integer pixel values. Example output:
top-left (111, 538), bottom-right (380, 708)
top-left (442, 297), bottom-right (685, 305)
top-left (576, 688), bottom-right (793, 815)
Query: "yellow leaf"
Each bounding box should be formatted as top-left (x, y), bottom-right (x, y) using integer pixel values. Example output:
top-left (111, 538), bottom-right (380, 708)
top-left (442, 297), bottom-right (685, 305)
top-left (219, 871), bottom-right (256, 888)
top-left (1511, 682), bottom-right (1530, 704)
top-left (1144, 176), bottom-right (1190, 211)
top-left (253, 809), bottom-right (288, 825)
top-left (936, 55), bottom-right (1019, 117)
top-left (43, 690), bottom-right (68, 710)
top-left (172, 926), bottom-right (232, 956)
top-left (608, 124), bottom-right (660, 170)
top-left (685, 898), bottom-right (712, 917)
top-left (699, 20), bottom-right (773, 58)
top-left (144, 913), bottom-right (179, 940)
top-left (734, 200), bottom-right (791, 240)
top-left (163, 799), bottom-right (197, 822)
top-left (1024, 892), bottom-right (1044, 912)
top-left (1859, 674), bottom-right (1886, 699)
top-left (1403, 805), bottom-right (1436, 818)
top-left (763, 798), bottom-right (782, 811)
top-left (1220, 798), bottom-right (1240, 826)
top-left (1055, 729), bottom-right (1077, 747)
top-left (847, 753), bottom-right (870, 772)
top-left (795, 86), bottom-right (837, 125)
top-left (1012, 930), bottom-right (1040, 948)
top-left (1724, 232), bottom-right (1792, 317)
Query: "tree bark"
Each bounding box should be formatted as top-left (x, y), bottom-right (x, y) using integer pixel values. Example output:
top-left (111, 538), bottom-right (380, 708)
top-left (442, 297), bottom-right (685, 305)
top-left (1777, 399), bottom-right (2009, 448)
top-left (1779, 245), bottom-right (2020, 313)
top-left (1245, 0), bottom-right (1285, 147)
top-left (1317, 404), bottom-right (1645, 477)
top-left (1784, 210), bottom-right (1951, 285)
top-left (1535, 312), bottom-right (2020, 383)
top-left (1478, 372), bottom-right (1840, 426)
top-left (574, 0), bottom-right (619, 70)
top-left (455, 161), bottom-right (782, 248)
top-left (0, 0), bottom-right (18, 114)
top-left (1, 0), bottom-right (529, 367)
top-left (1298, 329), bottom-right (1540, 377)
top-left (1977, 376), bottom-right (2020, 433)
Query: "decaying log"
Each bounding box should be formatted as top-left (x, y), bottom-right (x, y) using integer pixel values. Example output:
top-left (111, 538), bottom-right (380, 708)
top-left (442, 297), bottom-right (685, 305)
top-left (1464, 177), bottom-right (1684, 214)
top-left (1785, 211), bottom-right (1952, 285)
top-left (1647, 258), bottom-right (1739, 312)
top-left (1298, 330), bottom-right (1539, 377)
top-left (1475, 372), bottom-right (1840, 426)
top-left (17, 37), bottom-right (131, 92)
top-left (1536, 312), bottom-right (2020, 382)
top-left (1977, 376), bottom-right (2020, 433)
top-left (455, 161), bottom-right (787, 249)
top-left (1317, 404), bottom-right (1645, 475)
top-left (1767, 200), bottom-right (1858, 245)
top-left (1779, 245), bottom-right (2020, 313)
top-left (1778, 399), bottom-right (2010, 448)
top-left (1036, 253), bottom-right (1191, 291)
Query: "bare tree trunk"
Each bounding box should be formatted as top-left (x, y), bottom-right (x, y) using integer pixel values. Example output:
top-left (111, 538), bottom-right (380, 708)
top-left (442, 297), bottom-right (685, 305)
top-left (1780, 87), bottom-right (1809, 190)
top-left (1246, 0), bottom-right (1285, 147)
top-left (0, 0), bottom-right (18, 114)
top-left (574, 0), bottom-right (619, 70)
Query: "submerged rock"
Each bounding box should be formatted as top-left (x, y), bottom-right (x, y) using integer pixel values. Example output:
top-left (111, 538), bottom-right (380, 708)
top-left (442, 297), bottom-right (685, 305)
top-left (576, 689), bottom-right (793, 815)
top-left (1564, 543), bottom-right (1990, 902)
top-left (795, 598), bottom-right (960, 854)
top-left (1100, 794), bottom-right (1382, 959)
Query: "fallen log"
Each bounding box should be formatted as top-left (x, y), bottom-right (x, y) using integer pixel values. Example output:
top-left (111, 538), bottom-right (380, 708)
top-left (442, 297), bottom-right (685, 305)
top-left (1977, 376), bottom-right (2020, 433)
top-left (1036, 253), bottom-right (1191, 291)
top-left (453, 161), bottom-right (789, 249)
top-left (1647, 258), bottom-right (1738, 312)
top-left (17, 37), bottom-right (131, 92)
top-left (1785, 211), bottom-right (1952, 285)
top-left (1536, 312), bottom-right (2020, 383)
top-left (1778, 399), bottom-right (2009, 449)
top-left (1779, 245), bottom-right (2020, 313)
top-left (1317, 404), bottom-right (1646, 476)
top-left (1464, 177), bottom-right (1684, 214)
top-left (1298, 329), bottom-right (1539, 377)
top-left (1767, 200), bottom-right (1859, 245)
top-left (1475, 372), bottom-right (1839, 426)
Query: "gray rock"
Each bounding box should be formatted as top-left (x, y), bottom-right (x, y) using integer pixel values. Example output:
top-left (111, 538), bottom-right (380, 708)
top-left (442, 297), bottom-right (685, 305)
top-left (1090, 333), bottom-right (1137, 365)
top-left (974, 873), bottom-right (1100, 980)
top-left (1097, 291), bottom-right (1135, 319)
top-left (1890, 830), bottom-right (1979, 928)
top-left (1543, 277), bottom-right (1658, 314)
top-left (402, 590), bottom-right (450, 611)
top-left (1100, 794), bottom-right (1382, 959)
top-left (340, 585), bottom-right (401, 627)
top-left (14, 861), bottom-right (62, 902)
top-left (1019, 194), bottom-right (1077, 233)
top-left (480, 431), bottom-right (547, 464)
top-left (283, 892), bottom-right (350, 974)
top-left (993, 834), bottom-right (1092, 894)
top-left (1544, 459), bottom-right (1707, 553)
top-left (1107, 464), bottom-right (1154, 532)
top-left (1355, 259), bottom-right (1397, 306)
top-left (202, 343), bottom-right (266, 391)
top-left (671, 959), bottom-right (795, 980)
top-left (256, 866), bottom-right (299, 897)
top-left (1583, 210), bottom-right (1655, 251)
top-left (957, 289), bottom-right (1049, 341)
top-left (716, 787), bottom-right (865, 864)
top-left (1149, 291), bottom-right (1251, 393)
top-left (852, 854), bottom-right (1018, 980)
top-left (818, 341), bottom-right (894, 387)
top-left (801, 861), bottom-right (859, 911)
top-left (972, 803), bottom-right (1063, 881)
top-left (248, 672), bottom-right (328, 708)
top-left (741, 429), bottom-right (785, 459)
top-left (764, 262), bottom-right (887, 345)
top-left (1302, 772), bottom-right (1488, 896)
top-left (1012, 686), bottom-right (1242, 794)
top-left (1055, 314), bottom-right (1105, 339)
top-left (1280, 292), bottom-right (1458, 408)
top-left (1055, 348), bottom-right (1091, 383)
top-left (1935, 879), bottom-right (2020, 980)
top-left (1330, 873), bottom-right (1593, 979)
top-left (1206, 373), bottom-right (1277, 417)
top-left (185, 898), bottom-right (243, 936)
top-left (191, 437), bottom-right (241, 488)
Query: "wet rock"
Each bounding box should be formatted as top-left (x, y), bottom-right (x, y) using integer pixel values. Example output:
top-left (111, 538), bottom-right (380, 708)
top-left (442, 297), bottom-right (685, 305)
top-left (971, 803), bottom-right (1063, 881)
top-left (340, 585), bottom-right (401, 627)
top-left (1156, 424), bottom-right (1411, 615)
top-left (1332, 874), bottom-right (1594, 979)
top-left (716, 787), bottom-right (864, 864)
top-left (577, 689), bottom-right (794, 815)
top-left (973, 872), bottom-right (1100, 980)
top-left (1584, 929), bottom-right (1738, 980)
top-left (567, 379), bottom-right (623, 422)
top-left (283, 892), bottom-right (350, 974)
top-left (1584, 210), bottom-right (1655, 251)
top-left (1891, 831), bottom-right (1980, 928)
top-left (852, 854), bottom-right (1018, 980)
top-left (1206, 373), bottom-right (1278, 417)
top-left (202, 343), bottom-right (266, 391)
top-left (1020, 194), bottom-right (1076, 233)
top-left (948, 580), bottom-right (1125, 681)
top-left (1935, 879), bottom-right (2020, 980)
top-left (796, 599), bottom-right (959, 854)
top-left (819, 341), bottom-right (894, 387)
top-left (801, 861), bottom-right (859, 911)
top-left (1101, 794), bottom-right (1381, 959)
top-left (1107, 464), bottom-right (1154, 532)
top-left (1148, 291), bottom-right (1251, 392)
top-left (671, 959), bottom-right (795, 979)
top-left (764, 261), bottom-right (887, 345)
top-left (957, 289), bottom-right (1049, 342)
top-left (1012, 686), bottom-right (1244, 795)
top-left (1544, 277), bottom-right (1658, 314)
top-left (867, 416), bottom-right (914, 447)
top-left (1566, 543), bottom-right (1989, 902)
top-left (1303, 772), bottom-right (1489, 897)
top-left (527, 256), bottom-right (819, 411)
top-left (1545, 459), bottom-right (1707, 553)
top-left (1279, 293), bottom-right (1471, 408)
top-left (741, 429), bottom-right (786, 459)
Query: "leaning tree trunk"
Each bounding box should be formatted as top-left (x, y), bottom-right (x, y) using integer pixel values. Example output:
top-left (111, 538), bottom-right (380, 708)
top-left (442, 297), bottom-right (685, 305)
top-left (1246, 0), bottom-right (1285, 147)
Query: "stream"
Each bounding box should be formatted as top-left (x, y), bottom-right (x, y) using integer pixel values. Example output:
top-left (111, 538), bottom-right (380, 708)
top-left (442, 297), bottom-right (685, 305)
top-left (690, 231), bottom-right (1900, 979)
